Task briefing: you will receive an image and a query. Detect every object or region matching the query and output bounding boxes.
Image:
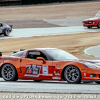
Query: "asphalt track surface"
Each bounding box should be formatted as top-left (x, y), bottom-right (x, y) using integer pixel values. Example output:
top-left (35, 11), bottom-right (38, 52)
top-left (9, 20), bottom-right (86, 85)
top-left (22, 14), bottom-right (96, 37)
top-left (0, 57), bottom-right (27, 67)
top-left (0, 16), bottom-right (100, 94)
top-left (0, 78), bottom-right (100, 93)
top-left (2, 26), bottom-right (100, 39)
top-left (1, 16), bottom-right (100, 39)
top-left (84, 45), bottom-right (100, 58)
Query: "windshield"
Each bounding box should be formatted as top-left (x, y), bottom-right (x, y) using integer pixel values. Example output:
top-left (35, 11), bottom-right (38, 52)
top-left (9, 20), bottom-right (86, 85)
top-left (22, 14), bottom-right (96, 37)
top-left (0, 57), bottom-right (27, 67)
top-left (45, 49), bottom-right (78, 61)
top-left (95, 12), bottom-right (100, 17)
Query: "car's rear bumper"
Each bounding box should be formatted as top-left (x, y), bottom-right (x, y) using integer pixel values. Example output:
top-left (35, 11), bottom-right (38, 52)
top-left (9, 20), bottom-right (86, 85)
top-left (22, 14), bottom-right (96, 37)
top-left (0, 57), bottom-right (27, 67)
top-left (0, 29), bottom-right (5, 34)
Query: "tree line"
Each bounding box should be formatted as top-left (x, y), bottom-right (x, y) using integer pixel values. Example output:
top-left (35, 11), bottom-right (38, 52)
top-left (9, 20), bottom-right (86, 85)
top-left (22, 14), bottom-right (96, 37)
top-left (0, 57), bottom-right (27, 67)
top-left (0, 0), bottom-right (94, 6)
top-left (21, 0), bottom-right (90, 4)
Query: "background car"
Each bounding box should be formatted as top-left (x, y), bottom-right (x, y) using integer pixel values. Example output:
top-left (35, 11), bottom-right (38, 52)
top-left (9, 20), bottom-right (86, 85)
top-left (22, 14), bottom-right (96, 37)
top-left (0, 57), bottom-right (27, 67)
top-left (0, 48), bottom-right (100, 84)
top-left (82, 12), bottom-right (100, 28)
top-left (0, 22), bottom-right (13, 36)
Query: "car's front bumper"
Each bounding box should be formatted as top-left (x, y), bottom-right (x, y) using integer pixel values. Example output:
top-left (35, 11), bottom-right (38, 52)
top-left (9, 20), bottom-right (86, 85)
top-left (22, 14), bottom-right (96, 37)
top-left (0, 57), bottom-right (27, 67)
top-left (82, 80), bottom-right (100, 83)
top-left (83, 24), bottom-right (95, 27)
top-left (83, 21), bottom-right (98, 27)
top-left (81, 69), bottom-right (100, 82)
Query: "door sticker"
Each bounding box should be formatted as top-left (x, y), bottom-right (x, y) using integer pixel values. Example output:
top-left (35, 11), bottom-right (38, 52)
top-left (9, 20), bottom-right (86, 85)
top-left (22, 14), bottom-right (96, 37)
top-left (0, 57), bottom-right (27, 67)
top-left (42, 65), bottom-right (48, 75)
top-left (25, 64), bottom-right (41, 77)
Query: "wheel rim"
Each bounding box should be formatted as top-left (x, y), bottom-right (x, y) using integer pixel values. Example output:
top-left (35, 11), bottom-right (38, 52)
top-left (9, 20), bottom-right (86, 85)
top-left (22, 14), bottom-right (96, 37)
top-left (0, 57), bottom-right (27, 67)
top-left (5, 29), bottom-right (9, 35)
top-left (64, 66), bottom-right (80, 83)
top-left (98, 22), bottom-right (100, 28)
top-left (2, 64), bottom-right (14, 80)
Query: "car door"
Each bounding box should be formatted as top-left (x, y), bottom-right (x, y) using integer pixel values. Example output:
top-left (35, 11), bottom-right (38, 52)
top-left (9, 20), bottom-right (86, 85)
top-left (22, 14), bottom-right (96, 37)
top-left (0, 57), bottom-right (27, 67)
top-left (20, 50), bottom-right (53, 80)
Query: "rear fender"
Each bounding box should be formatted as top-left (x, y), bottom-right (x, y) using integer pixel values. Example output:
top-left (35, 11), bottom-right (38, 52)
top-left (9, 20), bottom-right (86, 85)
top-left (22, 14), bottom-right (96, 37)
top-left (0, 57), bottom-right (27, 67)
top-left (0, 63), bottom-right (17, 77)
top-left (9, 25), bottom-right (13, 29)
top-left (0, 59), bottom-right (21, 77)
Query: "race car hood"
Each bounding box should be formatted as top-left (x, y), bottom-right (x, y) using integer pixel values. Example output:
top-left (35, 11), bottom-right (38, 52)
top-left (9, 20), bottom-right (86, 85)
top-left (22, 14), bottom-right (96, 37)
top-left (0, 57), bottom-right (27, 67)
top-left (83, 17), bottom-right (100, 22)
top-left (80, 59), bottom-right (100, 66)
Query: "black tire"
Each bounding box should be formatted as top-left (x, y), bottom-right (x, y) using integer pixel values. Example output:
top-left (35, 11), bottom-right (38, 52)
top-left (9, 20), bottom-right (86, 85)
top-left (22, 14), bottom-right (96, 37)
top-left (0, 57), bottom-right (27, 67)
top-left (64, 65), bottom-right (81, 83)
top-left (4, 29), bottom-right (10, 36)
top-left (34, 80), bottom-right (42, 82)
top-left (1, 64), bottom-right (18, 81)
top-left (87, 26), bottom-right (92, 29)
top-left (97, 22), bottom-right (100, 28)
top-left (95, 82), bottom-right (100, 84)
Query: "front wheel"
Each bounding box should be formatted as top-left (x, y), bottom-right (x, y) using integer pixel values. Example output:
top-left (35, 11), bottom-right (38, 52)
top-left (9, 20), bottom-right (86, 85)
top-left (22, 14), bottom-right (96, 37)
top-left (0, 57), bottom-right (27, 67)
top-left (4, 29), bottom-right (10, 36)
top-left (64, 65), bottom-right (81, 83)
top-left (95, 81), bottom-right (100, 84)
top-left (1, 64), bottom-right (18, 81)
top-left (87, 26), bottom-right (92, 29)
top-left (97, 22), bottom-right (100, 28)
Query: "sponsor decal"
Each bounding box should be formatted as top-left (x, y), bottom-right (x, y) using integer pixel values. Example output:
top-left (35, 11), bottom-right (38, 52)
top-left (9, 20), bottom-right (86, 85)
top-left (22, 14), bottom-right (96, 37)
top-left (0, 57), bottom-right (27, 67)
top-left (84, 73), bottom-right (86, 77)
top-left (52, 77), bottom-right (60, 79)
top-left (54, 73), bottom-right (60, 76)
top-left (53, 70), bottom-right (60, 76)
top-left (25, 64), bottom-right (41, 77)
top-left (42, 65), bottom-right (48, 75)
top-left (0, 58), bottom-right (18, 61)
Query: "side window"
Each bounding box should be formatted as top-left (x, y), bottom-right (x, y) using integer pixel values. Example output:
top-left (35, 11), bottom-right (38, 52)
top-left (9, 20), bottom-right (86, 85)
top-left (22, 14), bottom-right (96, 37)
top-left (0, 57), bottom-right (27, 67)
top-left (26, 51), bottom-right (48, 60)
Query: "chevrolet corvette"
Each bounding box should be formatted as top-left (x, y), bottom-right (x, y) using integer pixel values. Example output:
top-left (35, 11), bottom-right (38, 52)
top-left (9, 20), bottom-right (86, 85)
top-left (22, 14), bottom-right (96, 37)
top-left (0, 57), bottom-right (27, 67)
top-left (0, 22), bottom-right (13, 36)
top-left (0, 48), bottom-right (100, 84)
top-left (82, 12), bottom-right (100, 28)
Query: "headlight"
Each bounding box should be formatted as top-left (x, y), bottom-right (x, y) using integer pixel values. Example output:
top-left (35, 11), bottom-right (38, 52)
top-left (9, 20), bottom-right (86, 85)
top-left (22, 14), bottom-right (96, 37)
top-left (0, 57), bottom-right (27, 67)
top-left (88, 22), bottom-right (94, 24)
top-left (96, 63), bottom-right (100, 66)
top-left (93, 22), bottom-right (95, 24)
top-left (83, 62), bottom-right (98, 68)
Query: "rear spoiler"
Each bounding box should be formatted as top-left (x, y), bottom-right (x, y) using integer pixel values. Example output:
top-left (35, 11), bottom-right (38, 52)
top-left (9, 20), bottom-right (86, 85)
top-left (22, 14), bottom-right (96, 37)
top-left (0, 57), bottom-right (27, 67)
top-left (0, 49), bottom-right (26, 56)
top-left (0, 51), bottom-right (18, 56)
top-left (9, 25), bottom-right (13, 29)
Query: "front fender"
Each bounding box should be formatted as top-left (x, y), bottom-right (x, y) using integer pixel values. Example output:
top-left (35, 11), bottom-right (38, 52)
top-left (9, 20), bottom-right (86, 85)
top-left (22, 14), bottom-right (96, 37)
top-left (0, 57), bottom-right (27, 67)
top-left (60, 61), bottom-right (86, 81)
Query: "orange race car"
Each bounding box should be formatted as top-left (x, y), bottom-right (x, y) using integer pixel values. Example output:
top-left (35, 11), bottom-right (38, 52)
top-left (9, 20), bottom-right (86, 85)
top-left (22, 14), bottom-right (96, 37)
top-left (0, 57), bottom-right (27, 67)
top-left (0, 48), bottom-right (100, 84)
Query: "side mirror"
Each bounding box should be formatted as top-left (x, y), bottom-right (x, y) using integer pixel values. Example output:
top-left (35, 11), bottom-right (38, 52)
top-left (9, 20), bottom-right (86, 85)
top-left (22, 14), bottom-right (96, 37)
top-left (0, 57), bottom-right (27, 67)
top-left (36, 57), bottom-right (46, 64)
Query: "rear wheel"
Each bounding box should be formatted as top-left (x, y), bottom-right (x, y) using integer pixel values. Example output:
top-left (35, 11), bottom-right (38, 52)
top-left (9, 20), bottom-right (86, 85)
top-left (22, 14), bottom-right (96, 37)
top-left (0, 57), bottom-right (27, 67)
top-left (4, 29), bottom-right (10, 36)
top-left (97, 22), bottom-right (100, 28)
top-left (1, 64), bottom-right (18, 81)
top-left (64, 65), bottom-right (81, 83)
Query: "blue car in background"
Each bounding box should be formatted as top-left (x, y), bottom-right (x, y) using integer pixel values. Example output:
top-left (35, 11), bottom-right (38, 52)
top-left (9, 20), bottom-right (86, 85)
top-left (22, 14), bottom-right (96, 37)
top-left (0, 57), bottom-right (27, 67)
top-left (0, 22), bottom-right (13, 36)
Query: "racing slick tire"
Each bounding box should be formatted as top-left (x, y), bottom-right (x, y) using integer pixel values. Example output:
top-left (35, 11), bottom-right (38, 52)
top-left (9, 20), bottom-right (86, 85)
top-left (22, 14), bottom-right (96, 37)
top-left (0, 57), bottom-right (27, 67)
top-left (64, 65), bottom-right (81, 84)
top-left (87, 26), bottom-right (92, 29)
top-left (95, 82), bottom-right (100, 84)
top-left (97, 22), bottom-right (100, 28)
top-left (4, 29), bottom-right (10, 36)
top-left (1, 64), bottom-right (18, 81)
